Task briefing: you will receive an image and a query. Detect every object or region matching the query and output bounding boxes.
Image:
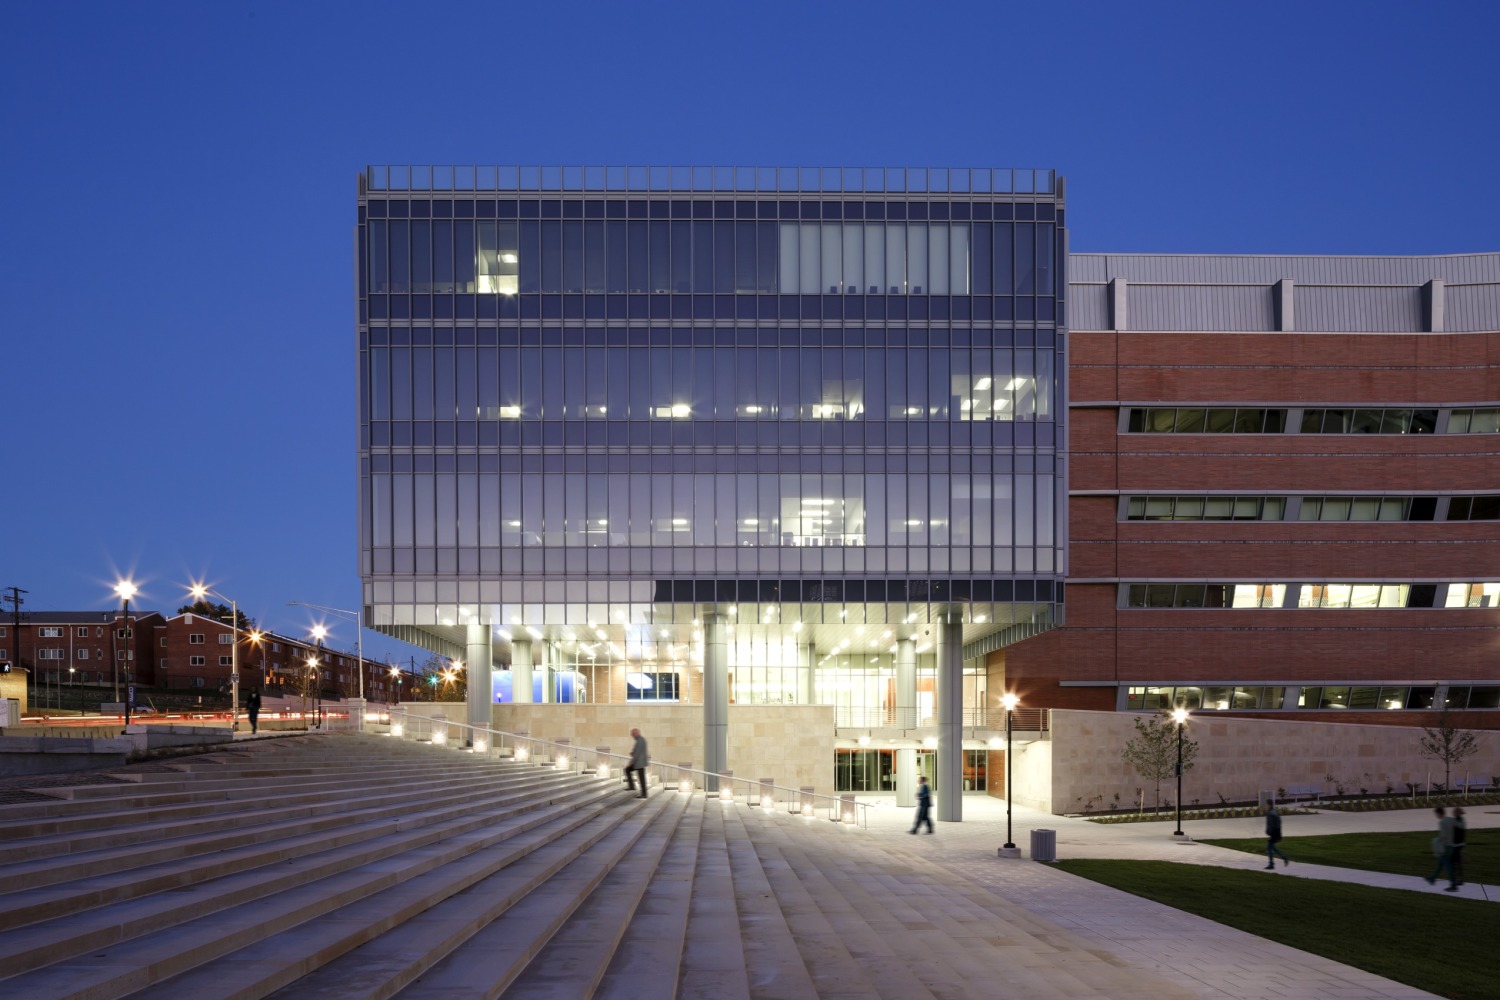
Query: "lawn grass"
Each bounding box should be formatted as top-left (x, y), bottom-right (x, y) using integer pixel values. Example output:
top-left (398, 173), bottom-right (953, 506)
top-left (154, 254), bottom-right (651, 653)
top-left (1200, 827), bottom-right (1496, 885)
top-left (1055, 860), bottom-right (1497, 1000)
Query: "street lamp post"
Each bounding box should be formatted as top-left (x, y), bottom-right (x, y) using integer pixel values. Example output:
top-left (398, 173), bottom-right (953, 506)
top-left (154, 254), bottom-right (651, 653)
top-left (310, 625), bottom-right (327, 729)
top-left (1172, 707), bottom-right (1189, 837)
top-left (1001, 693), bottom-right (1019, 852)
top-left (190, 584), bottom-right (241, 733)
top-left (287, 602), bottom-right (364, 700)
top-left (114, 580), bottom-right (137, 725)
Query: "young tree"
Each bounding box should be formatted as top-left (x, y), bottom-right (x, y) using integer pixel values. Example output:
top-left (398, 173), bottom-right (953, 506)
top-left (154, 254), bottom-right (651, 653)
top-left (1419, 708), bottom-right (1482, 790)
top-left (178, 600), bottom-right (254, 631)
top-left (1121, 712), bottom-right (1199, 812)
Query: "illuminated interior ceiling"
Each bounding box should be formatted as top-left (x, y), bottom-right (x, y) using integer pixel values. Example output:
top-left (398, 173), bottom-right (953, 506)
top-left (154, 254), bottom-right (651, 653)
top-left (380, 600), bottom-right (1054, 664)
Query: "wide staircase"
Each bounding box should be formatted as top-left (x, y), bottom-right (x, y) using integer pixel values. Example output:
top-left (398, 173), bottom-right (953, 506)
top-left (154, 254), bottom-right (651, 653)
top-left (0, 732), bottom-right (1194, 999)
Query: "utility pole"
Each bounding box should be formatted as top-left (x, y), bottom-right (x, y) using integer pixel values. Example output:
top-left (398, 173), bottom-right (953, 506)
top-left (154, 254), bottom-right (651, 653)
top-left (2, 587), bottom-right (27, 692)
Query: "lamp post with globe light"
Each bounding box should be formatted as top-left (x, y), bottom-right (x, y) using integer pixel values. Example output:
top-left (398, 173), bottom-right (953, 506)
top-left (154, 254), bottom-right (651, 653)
top-left (1173, 707), bottom-right (1190, 837)
top-left (1001, 693), bottom-right (1019, 853)
top-left (113, 580), bottom-right (138, 724)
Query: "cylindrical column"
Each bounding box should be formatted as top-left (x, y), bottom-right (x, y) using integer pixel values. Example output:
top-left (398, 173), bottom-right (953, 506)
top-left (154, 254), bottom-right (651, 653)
top-left (539, 641), bottom-right (553, 703)
top-left (896, 746), bottom-right (918, 809)
top-left (895, 637), bottom-right (916, 728)
top-left (797, 642), bottom-right (815, 705)
top-left (511, 639), bottom-right (533, 704)
top-left (934, 619), bottom-right (964, 823)
top-left (702, 612), bottom-right (728, 791)
top-left (465, 623), bottom-right (492, 742)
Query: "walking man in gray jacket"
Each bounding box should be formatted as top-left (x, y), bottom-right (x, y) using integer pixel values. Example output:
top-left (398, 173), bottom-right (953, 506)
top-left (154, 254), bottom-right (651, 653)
top-left (626, 728), bottom-right (649, 798)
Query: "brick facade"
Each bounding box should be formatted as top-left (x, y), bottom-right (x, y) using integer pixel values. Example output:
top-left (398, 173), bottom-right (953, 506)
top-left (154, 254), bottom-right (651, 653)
top-left (1001, 310), bottom-right (1500, 729)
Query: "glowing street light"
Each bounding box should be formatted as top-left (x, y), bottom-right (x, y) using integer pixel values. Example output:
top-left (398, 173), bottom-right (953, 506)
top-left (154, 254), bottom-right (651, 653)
top-left (189, 582), bottom-right (243, 732)
top-left (1172, 707), bottom-right (1190, 837)
top-left (1001, 692), bottom-right (1019, 852)
top-left (114, 580), bottom-right (138, 724)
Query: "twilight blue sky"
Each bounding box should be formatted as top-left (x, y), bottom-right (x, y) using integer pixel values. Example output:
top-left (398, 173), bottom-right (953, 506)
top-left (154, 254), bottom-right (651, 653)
top-left (3, 1), bottom-right (1497, 664)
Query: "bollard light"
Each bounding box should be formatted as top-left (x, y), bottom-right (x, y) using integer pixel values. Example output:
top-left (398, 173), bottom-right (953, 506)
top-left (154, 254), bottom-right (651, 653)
top-left (719, 784), bottom-right (734, 802)
top-left (391, 723), bottom-right (404, 738)
top-left (801, 802), bottom-right (815, 818)
top-left (432, 730), bottom-right (447, 746)
top-left (679, 777), bottom-right (694, 793)
top-left (473, 737), bottom-right (488, 754)
top-left (555, 754), bottom-right (570, 770)
top-left (598, 764), bottom-right (610, 780)
top-left (515, 746), bottom-right (530, 762)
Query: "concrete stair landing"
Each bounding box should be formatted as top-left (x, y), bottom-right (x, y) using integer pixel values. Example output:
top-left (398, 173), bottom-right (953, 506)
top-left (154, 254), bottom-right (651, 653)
top-left (0, 732), bottom-right (1201, 999)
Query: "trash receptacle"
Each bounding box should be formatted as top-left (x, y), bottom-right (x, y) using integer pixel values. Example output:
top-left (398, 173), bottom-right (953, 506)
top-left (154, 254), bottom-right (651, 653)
top-left (1030, 828), bottom-right (1057, 862)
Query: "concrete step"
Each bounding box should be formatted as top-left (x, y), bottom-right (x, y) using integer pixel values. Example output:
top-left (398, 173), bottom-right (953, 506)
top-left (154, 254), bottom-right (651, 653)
top-left (732, 809), bottom-right (935, 1000)
top-left (452, 790), bottom-right (692, 1000)
top-left (720, 804), bottom-right (822, 1000)
top-left (20, 757), bottom-right (513, 804)
top-left (593, 794), bottom-right (706, 1000)
top-left (0, 758), bottom-right (582, 875)
top-left (674, 802), bottom-right (753, 1000)
top-left (352, 790), bottom-right (684, 1000)
top-left (0, 778), bottom-right (619, 984)
top-left (126, 788), bottom-right (658, 1000)
top-left (0, 770), bottom-right (600, 933)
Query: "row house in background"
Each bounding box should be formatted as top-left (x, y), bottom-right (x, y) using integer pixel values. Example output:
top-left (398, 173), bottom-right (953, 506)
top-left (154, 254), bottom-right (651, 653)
top-left (6, 610), bottom-right (406, 703)
top-left (1, 610), bottom-right (164, 687)
top-left (154, 612), bottom-right (405, 702)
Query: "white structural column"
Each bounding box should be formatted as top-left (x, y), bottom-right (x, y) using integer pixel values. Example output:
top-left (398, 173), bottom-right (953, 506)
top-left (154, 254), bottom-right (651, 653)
top-left (465, 623), bottom-right (492, 742)
top-left (896, 747), bottom-right (917, 809)
top-left (702, 612), bottom-right (728, 791)
top-left (539, 642), bottom-right (553, 703)
top-left (934, 618), bottom-right (964, 822)
top-left (797, 642), bottom-right (815, 705)
top-left (511, 639), bottom-right (533, 704)
top-left (895, 637), bottom-right (916, 729)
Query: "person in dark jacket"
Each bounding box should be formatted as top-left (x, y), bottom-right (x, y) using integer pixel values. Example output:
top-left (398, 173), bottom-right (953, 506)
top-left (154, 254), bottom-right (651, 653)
top-left (625, 728), bottom-right (649, 798)
top-left (1426, 805), bottom-right (1459, 890)
top-left (1451, 806), bottom-right (1467, 888)
top-left (1264, 804), bottom-right (1289, 868)
top-left (910, 775), bottom-right (934, 834)
top-left (246, 688), bottom-right (262, 735)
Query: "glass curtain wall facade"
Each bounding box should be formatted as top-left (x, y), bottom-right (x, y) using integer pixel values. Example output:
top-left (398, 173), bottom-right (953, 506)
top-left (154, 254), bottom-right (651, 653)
top-left (356, 166), bottom-right (1066, 725)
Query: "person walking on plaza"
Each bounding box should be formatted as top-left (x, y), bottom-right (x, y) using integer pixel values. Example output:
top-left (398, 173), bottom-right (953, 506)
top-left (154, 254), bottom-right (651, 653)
top-left (910, 774), bottom-right (934, 834)
top-left (246, 688), bottom-right (261, 735)
top-left (1426, 805), bottom-right (1459, 890)
top-left (1264, 803), bottom-right (1289, 869)
top-left (625, 728), bottom-right (649, 798)
top-left (1451, 806), bottom-right (1467, 887)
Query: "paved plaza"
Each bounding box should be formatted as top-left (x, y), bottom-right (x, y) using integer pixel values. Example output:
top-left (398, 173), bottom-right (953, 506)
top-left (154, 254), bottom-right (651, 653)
top-left (0, 732), bottom-right (1488, 998)
top-left (857, 792), bottom-right (1495, 999)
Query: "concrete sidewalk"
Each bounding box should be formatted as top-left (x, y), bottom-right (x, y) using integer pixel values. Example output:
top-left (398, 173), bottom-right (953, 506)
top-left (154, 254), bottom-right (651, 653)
top-left (855, 794), bottom-right (1487, 999)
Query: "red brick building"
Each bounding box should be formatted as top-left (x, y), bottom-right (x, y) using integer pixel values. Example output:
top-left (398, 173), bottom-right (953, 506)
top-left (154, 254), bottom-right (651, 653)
top-left (6, 609), bottom-right (406, 703)
top-left (1, 610), bottom-right (164, 690)
top-left (154, 612), bottom-right (405, 701)
top-left (997, 253), bottom-right (1500, 728)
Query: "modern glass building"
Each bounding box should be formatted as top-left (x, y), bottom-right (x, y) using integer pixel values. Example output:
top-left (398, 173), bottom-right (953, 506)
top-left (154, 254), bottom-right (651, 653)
top-left (356, 166), bottom-right (1067, 817)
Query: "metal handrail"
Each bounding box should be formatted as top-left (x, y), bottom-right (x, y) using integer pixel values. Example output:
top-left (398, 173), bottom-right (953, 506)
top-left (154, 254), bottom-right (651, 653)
top-left (832, 707), bottom-right (1050, 731)
top-left (382, 708), bottom-right (868, 828)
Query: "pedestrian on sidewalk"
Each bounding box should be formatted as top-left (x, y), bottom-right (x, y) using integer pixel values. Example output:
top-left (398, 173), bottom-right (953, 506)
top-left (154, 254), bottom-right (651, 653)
top-left (247, 688), bottom-right (261, 735)
top-left (910, 775), bottom-right (934, 834)
top-left (1426, 805), bottom-right (1459, 891)
top-left (625, 727), bottom-right (649, 798)
top-left (1451, 806), bottom-right (1467, 887)
top-left (1264, 803), bottom-right (1289, 869)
